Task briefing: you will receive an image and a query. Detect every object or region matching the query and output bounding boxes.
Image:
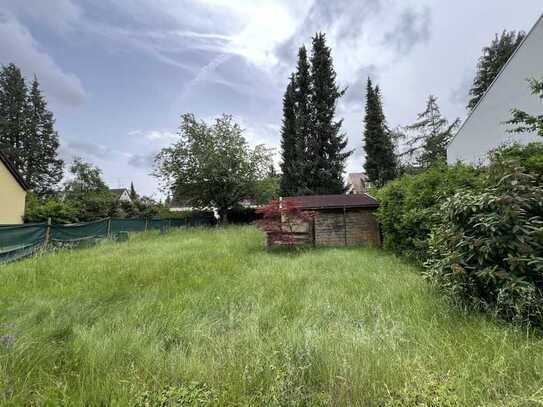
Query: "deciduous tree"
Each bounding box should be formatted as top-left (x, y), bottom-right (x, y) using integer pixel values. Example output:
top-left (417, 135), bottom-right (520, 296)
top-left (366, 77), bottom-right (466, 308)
top-left (154, 114), bottom-right (272, 223)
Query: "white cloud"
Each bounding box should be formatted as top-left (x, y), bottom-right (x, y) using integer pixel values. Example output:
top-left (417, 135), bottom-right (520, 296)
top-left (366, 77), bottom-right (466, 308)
top-left (0, 11), bottom-right (86, 106)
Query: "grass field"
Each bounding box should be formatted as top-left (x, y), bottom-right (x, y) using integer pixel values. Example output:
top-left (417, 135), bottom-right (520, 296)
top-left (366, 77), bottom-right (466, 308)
top-left (1, 226), bottom-right (542, 406)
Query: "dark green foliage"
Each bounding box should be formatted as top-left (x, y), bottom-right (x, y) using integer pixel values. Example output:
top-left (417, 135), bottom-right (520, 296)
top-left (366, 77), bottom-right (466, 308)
top-left (425, 165), bottom-right (543, 325)
top-left (375, 163), bottom-right (481, 262)
top-left (467, 30), bottom-right (525, 110)
top-left (225, 206), bottom-right (259, 224)
top-left (129, 182), bottom-right (138, 201)
top-left (25, 78), bottom-right (63, 194)
top-left (506, 78), bottom-right (543, 137)
top-left (0, 65), bottom-right (63, 194)
top-left (363, 79), bottom-right (397, 187)
top-left (403, 95), bottom-right (459, 169)
top-left (294, 46), bottom-right (313, 194)
top-left (0, 64), bottom-right (27, 173)
top-left (306, 33), bottom-right (351, 194)
top-left (279, 74), bottom-right (299, 196)
top-left (24, 193), bottom-right (78, 224)
top-left (488, 142), bottom-right (543, 179)
top-left (279, 34), bottom-right (351, 196)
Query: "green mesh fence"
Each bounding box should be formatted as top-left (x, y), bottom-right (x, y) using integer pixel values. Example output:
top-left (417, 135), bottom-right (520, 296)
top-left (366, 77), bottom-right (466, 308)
top-left (0, 216), bottom-right (214, 265)
top-left (0, 223), bottom-right (46, 264)
top-left (51, 219), bottom-right (109, 247)
top-left (110, 218), bottom-right (146, 233)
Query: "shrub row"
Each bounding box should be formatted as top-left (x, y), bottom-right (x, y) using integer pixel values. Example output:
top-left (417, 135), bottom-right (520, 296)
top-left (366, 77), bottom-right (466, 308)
top-left (375, 142), bottom-right (543, 326)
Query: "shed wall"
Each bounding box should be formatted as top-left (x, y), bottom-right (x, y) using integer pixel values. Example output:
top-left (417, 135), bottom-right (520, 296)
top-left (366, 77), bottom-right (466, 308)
top-left (314, 208), bottom-right (379, 246)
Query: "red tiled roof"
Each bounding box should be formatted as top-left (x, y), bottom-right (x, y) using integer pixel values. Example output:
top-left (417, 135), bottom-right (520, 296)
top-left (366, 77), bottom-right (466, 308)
top-left (284, 194), bottom-right (379, 209)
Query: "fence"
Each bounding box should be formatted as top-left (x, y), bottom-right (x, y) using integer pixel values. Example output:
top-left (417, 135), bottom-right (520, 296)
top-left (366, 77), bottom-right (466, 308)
top-left (0, 216), bottom-right (214, 264)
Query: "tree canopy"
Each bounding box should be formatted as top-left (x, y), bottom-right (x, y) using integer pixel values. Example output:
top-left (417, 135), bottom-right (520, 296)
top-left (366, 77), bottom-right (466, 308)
top-left (363, 78), bottom-right (397, 187)
top-left (467, 30), bottom-right (525, 110)
top-left (153, 113), bottom-right (272, 222)
top-left (0, 64), bottom-right (63, 194)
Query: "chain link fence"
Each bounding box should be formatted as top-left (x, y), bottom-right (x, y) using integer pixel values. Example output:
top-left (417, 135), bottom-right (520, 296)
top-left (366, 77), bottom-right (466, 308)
top-left (0, 217), bottom-right (214, 264)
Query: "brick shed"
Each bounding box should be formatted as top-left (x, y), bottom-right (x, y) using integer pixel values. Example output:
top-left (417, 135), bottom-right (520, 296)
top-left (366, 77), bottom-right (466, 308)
top-left (287, 194), bottom-right (381, 247)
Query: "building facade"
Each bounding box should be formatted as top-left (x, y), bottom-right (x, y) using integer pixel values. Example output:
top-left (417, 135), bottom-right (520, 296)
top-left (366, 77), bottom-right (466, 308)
top-left (447, 14), bottom-right (543, 164)
top-left (0, 151), bottom-right (29, 224)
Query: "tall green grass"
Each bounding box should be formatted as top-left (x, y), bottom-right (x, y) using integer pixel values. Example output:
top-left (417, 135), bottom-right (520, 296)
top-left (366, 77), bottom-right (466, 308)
top-left (0, 226), bottom-right (542, 406)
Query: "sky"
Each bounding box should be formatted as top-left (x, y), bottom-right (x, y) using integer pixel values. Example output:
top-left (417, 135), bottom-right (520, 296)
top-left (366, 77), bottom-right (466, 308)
top-left (1, 0), bottom-right (541, 199)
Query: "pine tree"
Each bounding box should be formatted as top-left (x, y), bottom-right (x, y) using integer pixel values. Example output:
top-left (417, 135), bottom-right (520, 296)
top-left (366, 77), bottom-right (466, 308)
top-left (130, 181), bottom-right (138, 201)
top-left (363, 79), bottom-right (396, 187)
top-left (26, 77), bottom-right (63, 194)
top-left (404, 95), bottom-right (459, 168)
top-left (467, 30), bottom-right (525, 110)
top-left (293, 45), bottom-right (312, 195)
top-left (279, 74), bottom-right (298, 196)
top-left (306, 32), bottom-right (351, 194)
top-left (0, 64), bottom-right (28, 173)
top-left (0, 65), bottom-right (63, 194)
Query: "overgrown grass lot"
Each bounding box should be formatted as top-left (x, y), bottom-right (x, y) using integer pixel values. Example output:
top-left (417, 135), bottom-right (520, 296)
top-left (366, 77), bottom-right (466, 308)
top-left (1, 226), bottom-right (542, 406)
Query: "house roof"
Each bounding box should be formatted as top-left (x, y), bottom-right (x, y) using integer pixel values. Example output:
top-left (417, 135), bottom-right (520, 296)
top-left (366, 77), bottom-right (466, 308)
top-left (109, 188), bottom-right (128, 198)
top-left (0, 150), bottom-right (30, 191)
top-left (284, 194), bottom-right (379, 210)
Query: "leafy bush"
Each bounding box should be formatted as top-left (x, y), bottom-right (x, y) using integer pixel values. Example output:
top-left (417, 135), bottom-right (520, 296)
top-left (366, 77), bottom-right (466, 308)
top-left (488, 142), bottom-right (543, 179)
top-left (375, 163), bottom-right (480, 262)
top-left (424, 166), bottom-right (543, 325)
top-left (24, 193), bottom-right (78, 224)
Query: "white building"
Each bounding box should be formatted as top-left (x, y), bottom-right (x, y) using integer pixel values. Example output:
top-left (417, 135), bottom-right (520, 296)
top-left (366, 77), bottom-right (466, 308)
top-left (447, 14), bottom-right (543, 165)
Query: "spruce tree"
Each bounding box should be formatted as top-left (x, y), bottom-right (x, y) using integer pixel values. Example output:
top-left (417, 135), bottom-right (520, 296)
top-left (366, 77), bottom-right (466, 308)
top-left (293, 45), bottom-right (312, 195)
top-left (0, 64), bottom-right (28, 173)
top-left (404, 95), bottom-right (459, 168)
top-left (130, 182), bottom-right (138, 201)
top-left (307, 32), bottom-right (351, 194)
top-left (0, 65), bottom-right (63, 194)
top-left (26, 77), bottom-right (63, 194)
top-left (363, 79), bottom-right (396, 187)
top-left (279, 74), bottom-right (298, 196)
top-left (467, 30), bottom-right (525, 110)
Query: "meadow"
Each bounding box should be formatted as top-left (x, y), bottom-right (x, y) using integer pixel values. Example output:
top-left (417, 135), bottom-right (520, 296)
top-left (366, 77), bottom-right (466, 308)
top-left (0, 226), bottom-right (542, 406)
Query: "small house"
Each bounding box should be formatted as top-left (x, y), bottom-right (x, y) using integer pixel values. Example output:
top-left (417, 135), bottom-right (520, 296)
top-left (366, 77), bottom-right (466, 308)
top-left (0, 150), bottom-right (29, 224)
top-left (109, 188), bottom-right (132, 203)
top-left (346, 172), bottom-right (370, 194)
top-left (281, 194), bottom-right (381, 247)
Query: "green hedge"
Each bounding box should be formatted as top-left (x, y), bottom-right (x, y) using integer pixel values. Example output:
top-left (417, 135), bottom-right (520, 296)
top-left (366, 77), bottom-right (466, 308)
top-left (375, 142), bottom-right (543, 325)
top-left (375, 163), bottom-right (480, 262)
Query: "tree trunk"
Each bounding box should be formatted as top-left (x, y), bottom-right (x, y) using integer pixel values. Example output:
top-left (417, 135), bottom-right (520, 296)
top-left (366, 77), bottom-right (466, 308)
top-left (218, 208), bottom-right (228, 225)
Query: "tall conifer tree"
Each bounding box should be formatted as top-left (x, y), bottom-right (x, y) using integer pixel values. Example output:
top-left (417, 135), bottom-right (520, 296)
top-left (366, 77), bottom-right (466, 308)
top-left (279, 74), bottom-right (298, 196)
top-left (467, 30), bottom-right (525, 110)
top-left (293, 45), bottom-right (312, 195)
top-left (363, 79), bottom-right (396, 187)
top-left (26, 77), bottom-right (63, 194)
top-left (404, 95), bottom-right (459, 168)
top-left (0, 64), bottom-right (28, 172)
top-left (0, 65), bottom-right (63, 194)
top-left (306, 32), bottom-right (351, 194)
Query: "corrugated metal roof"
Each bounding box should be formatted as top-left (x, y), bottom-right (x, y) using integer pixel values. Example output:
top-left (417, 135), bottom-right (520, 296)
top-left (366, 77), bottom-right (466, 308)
top-left (284, 194), bottom-right (379, 209)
